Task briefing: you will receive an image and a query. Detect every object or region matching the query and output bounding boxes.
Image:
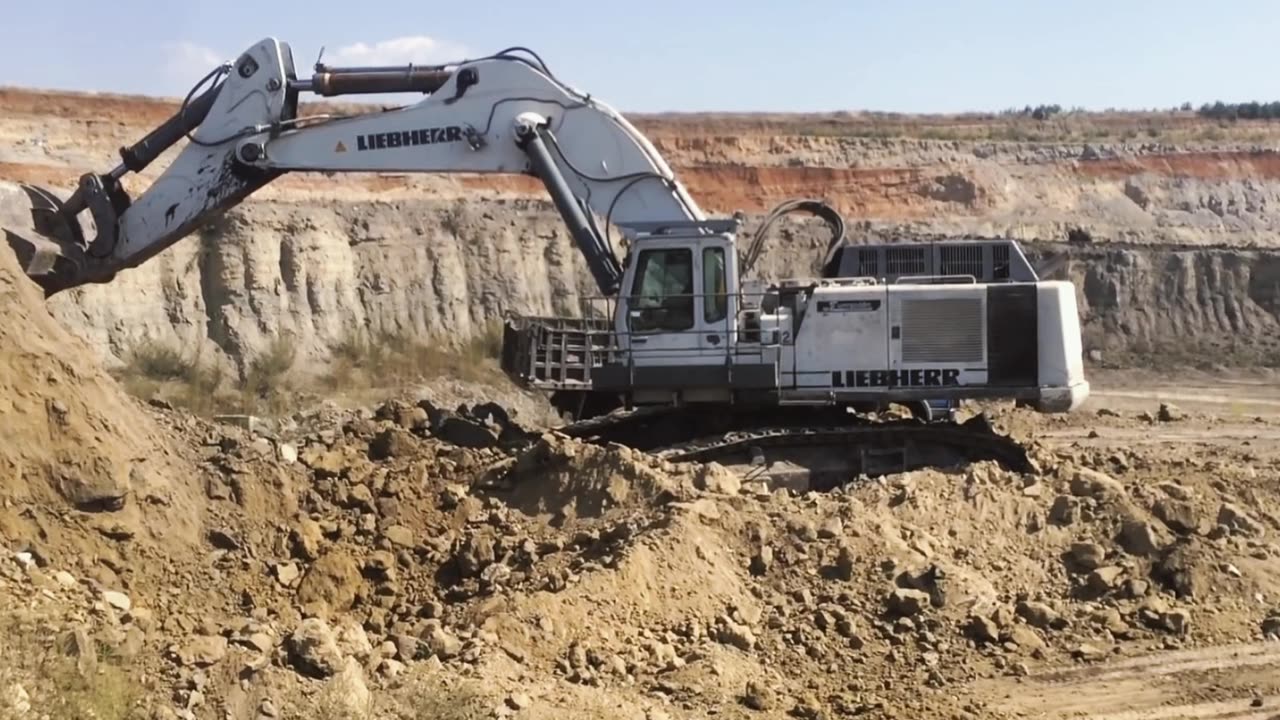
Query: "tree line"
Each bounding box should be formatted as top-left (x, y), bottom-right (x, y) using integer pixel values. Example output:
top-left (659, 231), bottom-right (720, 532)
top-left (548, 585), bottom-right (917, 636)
top-left (992, 101), bottom-right (1280, 121)
top-left (1195, 101), bottom-right (1280, 120)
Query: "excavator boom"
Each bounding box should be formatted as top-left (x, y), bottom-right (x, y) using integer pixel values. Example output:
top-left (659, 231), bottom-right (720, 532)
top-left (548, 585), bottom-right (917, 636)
top-left (6, 38), bottom-right (705, 297)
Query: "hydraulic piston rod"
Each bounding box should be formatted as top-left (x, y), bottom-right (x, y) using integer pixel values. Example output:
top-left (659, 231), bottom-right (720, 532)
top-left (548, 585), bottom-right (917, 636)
top-left (295, 65), bottom-right (454, 96)
top-left (516, 123), bottom-right (623, 296)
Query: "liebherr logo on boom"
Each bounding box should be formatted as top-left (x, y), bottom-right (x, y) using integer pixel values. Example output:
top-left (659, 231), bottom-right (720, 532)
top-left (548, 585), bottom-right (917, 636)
top-left (355, 126), bottom-right (464, 151)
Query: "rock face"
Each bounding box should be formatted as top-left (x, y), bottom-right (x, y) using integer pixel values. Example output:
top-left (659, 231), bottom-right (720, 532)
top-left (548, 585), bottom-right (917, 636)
top-left (37, 214), bottom-right (1280, 376)
top-left (1051, 245), bottom-right (1280, 368)
top-left (5, 130), bottom-right (1280, 376)
top-left (38, 197), bottom-right (606, 376)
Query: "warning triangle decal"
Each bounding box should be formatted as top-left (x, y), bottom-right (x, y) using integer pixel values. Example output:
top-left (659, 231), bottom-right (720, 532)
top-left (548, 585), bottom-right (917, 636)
top-left (335, 141), bottom-right (348, 153)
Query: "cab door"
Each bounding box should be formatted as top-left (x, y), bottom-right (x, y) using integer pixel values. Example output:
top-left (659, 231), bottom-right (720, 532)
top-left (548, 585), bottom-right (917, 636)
top-left (616, 237), bottom-right (734, 367)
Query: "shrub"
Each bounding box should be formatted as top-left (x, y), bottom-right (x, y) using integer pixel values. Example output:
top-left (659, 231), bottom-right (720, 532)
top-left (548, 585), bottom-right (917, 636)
top-left (116, 339), bottom-right (229, 415)
top-left (239, 336), bottom-right (299, 415)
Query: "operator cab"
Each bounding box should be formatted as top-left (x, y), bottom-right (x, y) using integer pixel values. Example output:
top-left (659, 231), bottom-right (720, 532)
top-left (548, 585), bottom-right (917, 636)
top-left (579, 220), bottom-right (780, 404)
top-left (615, 231), bottom-right (735, 365)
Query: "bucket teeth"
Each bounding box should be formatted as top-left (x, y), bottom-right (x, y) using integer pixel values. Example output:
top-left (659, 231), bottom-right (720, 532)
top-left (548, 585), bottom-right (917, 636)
top-left (1, 183), bottom-right (90, 296)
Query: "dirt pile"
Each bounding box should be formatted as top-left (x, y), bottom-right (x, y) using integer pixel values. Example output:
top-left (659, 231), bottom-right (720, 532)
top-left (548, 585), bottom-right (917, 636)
top-left (0, 224), bottom-right (201, 541)
top-left (1, 388), bottom-right (1278, 718)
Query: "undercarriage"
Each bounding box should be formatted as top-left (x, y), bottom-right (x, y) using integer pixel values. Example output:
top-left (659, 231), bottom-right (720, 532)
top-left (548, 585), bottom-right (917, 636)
top-left (537, 401), bottom-right (1033, 492)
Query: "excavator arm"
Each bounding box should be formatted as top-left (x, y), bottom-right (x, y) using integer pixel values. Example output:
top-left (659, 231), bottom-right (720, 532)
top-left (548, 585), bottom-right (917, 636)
top-left (6, 37), bottom-right (707, 296)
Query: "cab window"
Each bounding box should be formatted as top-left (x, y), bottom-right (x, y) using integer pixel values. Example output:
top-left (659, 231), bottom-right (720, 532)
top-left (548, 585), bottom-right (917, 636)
top-left (703, 247), bottom-right (728, 324)
top-left (628, 248), bottom-right (693, 332)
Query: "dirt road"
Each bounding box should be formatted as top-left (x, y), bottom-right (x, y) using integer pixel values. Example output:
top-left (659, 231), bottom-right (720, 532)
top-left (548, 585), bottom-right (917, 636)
top-left (1082, 369), bottom-right (1280, 417)
top-left (976, 642), bottom-right (1280, 719)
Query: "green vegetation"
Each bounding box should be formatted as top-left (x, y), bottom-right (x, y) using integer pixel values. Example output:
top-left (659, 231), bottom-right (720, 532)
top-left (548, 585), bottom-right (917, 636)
top-left (240, 336), bottom-right (299, 416)
top-left (1197, 100), bottom-right (1280, 120)
top-left (1007, 104), bottom-right (1064, 120)
top-left (654, 100), bottom-right (1280, 145)
top-left (115, 335), bottom-right (296, 416)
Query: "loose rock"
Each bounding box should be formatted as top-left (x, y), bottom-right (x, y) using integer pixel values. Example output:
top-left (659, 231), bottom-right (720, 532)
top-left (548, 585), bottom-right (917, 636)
top-left (423, 622), bottom-right (462, 660)
top-left (1153, 498), bottom-right (1201, 535)
top-left (297, 550), bottom-right (362, 611)
top-left (886, 589), bottom-right (931, 617)
top-left (1016, 600), bottom-right (1065, 630)
top-left (288, 618), bottom-right (345, 678)
top-left (1262, 614), bottom-right (1280, 637)
top-left (743, 680), bottom-right (774, 711)
top-left (694, 462), bottom-right (741, 495)
top-left (175, 636), bottom-right (228, 667)
top-left (326, 658), bottom-right (372, 718)
top-left (1118, 520), bottom-right (1164, 557)
top-left (103, 590), bottom-right (132, 612)
top-left (1070, 468), bottom-right (1125, 500)
top-left (967, 614), bottom-right (1001, 644)
top-left (1086, 566), bottom-right (1125, 595)
top-left (1218, 504), bottom-right (1264, 536)
top-left (1067, 542), bottom-right (1106, 572)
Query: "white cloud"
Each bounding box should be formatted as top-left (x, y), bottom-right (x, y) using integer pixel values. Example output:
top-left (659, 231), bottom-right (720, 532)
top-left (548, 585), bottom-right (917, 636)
top-left (162, 41), bottom-right (227, 93)
top-left (323, 36), bottom-right (469, 67)
top-left (148, 36), bottom-right (467, 100)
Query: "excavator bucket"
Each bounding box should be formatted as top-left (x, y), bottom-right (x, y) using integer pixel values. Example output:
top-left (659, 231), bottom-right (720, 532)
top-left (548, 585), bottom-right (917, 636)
top-left (0, 182), bottom-right (89, 296)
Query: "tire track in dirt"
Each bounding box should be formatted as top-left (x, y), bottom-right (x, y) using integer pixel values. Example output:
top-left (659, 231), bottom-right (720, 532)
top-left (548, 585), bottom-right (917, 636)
top-left (1043, 427), bottom-right (1280, 446)
top-left (1091, 389), bottom-right (1280, 409)
top-left (976, 642), bottom-right (1280, 720)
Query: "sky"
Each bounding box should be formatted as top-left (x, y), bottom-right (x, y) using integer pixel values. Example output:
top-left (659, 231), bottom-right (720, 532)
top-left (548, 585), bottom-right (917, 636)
top-left (1, 0), bottom-right (1277, 114)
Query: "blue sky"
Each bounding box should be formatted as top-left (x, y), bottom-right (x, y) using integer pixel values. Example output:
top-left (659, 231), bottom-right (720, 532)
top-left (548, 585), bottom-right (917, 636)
top-left (1, 0), bottom-right (1276, 113)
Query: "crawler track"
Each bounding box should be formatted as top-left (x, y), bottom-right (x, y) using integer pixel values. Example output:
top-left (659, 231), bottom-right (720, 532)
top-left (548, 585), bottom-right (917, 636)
top-left (555, 405), bottom-right (1033, 486)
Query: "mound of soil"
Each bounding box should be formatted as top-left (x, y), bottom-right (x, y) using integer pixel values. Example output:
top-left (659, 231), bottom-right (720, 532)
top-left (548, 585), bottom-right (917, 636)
top-left (0, 231), bottom-right (200, 544)
top-left (0, 352), bottom-right (1276, 719)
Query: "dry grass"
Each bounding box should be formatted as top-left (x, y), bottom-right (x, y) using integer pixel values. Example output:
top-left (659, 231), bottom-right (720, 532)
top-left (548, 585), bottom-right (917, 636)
top-left (322, 323), bottom-right (505, 393)
top-left (113, 324), bottom-right (509, 418)
top-left (115, 340), bottom-right (229, 416)
top-left (239, 336), bottom-right (299, 416)
top-left (0, 615), bottom-right (144, 720)
top-left (399, 677), bottom-right (487, 720)
top-left (114, 335), bottom-right (298, 417)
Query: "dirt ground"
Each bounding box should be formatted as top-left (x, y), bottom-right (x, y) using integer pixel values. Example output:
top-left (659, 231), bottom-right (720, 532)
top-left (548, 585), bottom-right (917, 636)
top-left (3, 332), bottom-right (1280, 720)
top-left (963, 369), bottom-right (1280, 720)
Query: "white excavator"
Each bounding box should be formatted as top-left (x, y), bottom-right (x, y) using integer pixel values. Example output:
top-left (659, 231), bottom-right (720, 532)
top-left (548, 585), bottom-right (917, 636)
top-left (4, 37), bottom-right (1089, 481)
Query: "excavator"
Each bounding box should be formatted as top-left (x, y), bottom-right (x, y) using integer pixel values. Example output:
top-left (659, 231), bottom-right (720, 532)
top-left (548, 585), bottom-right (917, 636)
top-left (3, 37), bottom-right (1089, 484)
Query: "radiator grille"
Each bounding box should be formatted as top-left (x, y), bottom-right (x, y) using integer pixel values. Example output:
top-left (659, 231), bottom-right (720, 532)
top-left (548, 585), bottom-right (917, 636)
top-left (940, 245), bottom-right (984, 278)
top-left (993, 243), bottom-right (1011, 280)
top-left (901, 298), bottom-right (985, 363)
top-left (857, 248), bottom-right (879, 277)
top-left (886, 247), bottom-right (927, 276)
